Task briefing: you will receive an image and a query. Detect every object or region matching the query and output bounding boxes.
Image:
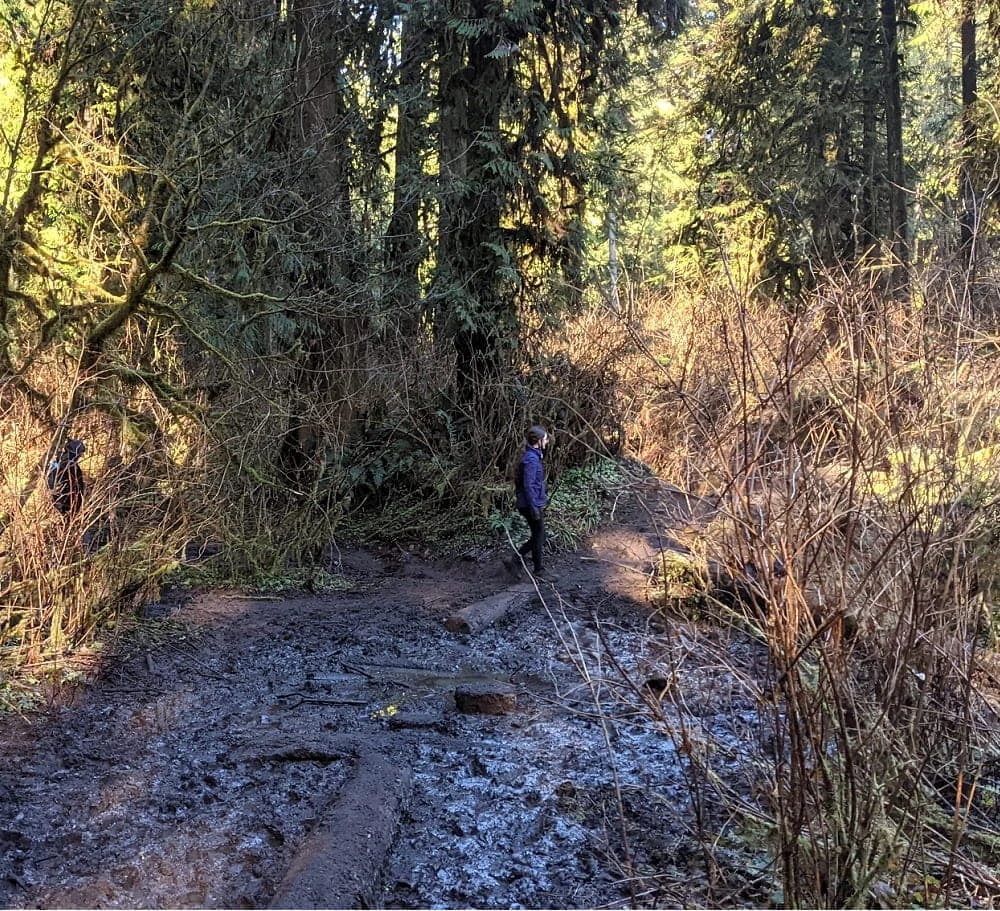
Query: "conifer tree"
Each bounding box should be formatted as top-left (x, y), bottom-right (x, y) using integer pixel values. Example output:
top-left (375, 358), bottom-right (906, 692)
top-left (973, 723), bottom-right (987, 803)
top-left (685, 0), bottom-right (913, 296)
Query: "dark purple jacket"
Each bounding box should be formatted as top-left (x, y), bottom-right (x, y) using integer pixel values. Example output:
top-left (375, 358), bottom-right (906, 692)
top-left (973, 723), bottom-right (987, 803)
top-left (49, 457), bottom-right (84, 516)
top-left (515, 446), bottom-right (547, 513)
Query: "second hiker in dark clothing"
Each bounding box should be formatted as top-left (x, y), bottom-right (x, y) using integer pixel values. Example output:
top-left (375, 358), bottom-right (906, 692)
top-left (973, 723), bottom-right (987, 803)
top-left (513, 425), bottom-right (552, 580)
top-left (47, 438), bottom-right (86, 518)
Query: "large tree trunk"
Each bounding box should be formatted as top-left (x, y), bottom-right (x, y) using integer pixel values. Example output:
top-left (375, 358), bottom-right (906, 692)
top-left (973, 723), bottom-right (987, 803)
top-left (275, 0), bottom-right (362, 493)
top-left (859, 0), bottom-right (880, 256)
top-left (435, 0), bottom-right (515, 414)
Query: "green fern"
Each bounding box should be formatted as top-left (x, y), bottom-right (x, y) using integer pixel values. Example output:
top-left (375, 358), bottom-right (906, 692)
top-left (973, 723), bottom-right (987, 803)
top-left (447, 17), bottom-right (492, 39)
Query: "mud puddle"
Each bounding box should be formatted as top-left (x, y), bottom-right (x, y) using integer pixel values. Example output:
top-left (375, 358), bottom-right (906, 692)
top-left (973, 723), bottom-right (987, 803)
top-left (0, 489), bottom-right (772, 909)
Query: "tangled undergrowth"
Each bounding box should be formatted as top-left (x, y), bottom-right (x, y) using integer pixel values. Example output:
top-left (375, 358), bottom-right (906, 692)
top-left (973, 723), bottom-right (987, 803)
top-left (7, 258), bottom-right (1000, 905)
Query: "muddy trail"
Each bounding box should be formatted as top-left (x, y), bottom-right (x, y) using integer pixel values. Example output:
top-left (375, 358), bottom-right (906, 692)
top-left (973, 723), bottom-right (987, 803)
top-left (0, 482), bottom-right (770, 909)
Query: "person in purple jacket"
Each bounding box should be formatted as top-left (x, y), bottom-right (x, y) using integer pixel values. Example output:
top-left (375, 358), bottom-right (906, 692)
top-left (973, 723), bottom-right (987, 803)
top-left (513, 425), bottom-right (554, 581)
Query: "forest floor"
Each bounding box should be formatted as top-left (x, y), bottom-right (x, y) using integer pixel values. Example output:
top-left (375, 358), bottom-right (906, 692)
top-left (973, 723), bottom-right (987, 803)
top-left (0, 479), bottom-right (774, 910)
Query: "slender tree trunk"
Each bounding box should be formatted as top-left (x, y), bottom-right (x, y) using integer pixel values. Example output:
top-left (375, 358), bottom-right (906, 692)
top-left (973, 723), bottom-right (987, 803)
top-left (959, 0), bottom-right (977, 281)
top-left (385, 12), bottom-right (429, 329)
top-left (435, 3), bottom-right (471, 364)
top-left (607, 211), bottom-right (620, 313)
top-left (859, 0), bottom-right (880, 256)
top-left (880, 0), bottom-right (909, 291)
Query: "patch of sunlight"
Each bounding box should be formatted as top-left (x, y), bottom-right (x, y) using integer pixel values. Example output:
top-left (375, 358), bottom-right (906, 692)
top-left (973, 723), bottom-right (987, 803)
top-left (869, 443), bottom-right (1000, 511)
top-left (371, 702), bottom-right (402, 720)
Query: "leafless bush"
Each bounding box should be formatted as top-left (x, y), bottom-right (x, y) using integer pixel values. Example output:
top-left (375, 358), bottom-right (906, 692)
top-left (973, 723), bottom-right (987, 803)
top-left (0, 372), bottom-right (202, 675)
top-left (617, 262), bottom-right (1000, 906)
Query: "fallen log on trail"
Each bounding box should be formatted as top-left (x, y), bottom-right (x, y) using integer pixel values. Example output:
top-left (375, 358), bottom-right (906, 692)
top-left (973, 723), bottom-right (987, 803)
top-left (270, 750), bottom-right (412, 910)
top-left (445, 586), bottom-right (535, 634)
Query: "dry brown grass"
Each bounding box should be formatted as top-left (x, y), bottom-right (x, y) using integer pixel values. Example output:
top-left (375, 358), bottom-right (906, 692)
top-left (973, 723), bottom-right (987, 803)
top-left (0, 371), bottom-right (207, 675)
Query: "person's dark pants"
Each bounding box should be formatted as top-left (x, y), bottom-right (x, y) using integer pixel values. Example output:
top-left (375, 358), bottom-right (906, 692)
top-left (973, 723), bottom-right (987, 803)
top-left (517, 507), bottom-right (545, 572)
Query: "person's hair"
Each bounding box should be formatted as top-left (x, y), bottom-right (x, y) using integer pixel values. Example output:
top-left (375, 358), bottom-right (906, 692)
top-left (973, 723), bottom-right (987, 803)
top-left (526, 425), bottom-right (548, 446)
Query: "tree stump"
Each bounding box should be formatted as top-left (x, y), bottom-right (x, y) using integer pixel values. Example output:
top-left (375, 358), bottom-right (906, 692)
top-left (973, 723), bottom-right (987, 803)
top-left (454, 682), bottom-right (519, 715)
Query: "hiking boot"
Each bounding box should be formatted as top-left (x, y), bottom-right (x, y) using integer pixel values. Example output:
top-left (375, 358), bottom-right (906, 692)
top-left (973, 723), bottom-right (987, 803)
top-left (532, 570), bottom-right (557, 584)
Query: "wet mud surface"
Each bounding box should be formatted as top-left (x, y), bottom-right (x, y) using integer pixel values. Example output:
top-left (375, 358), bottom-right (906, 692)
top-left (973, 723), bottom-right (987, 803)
top-left (0, 485), bottom-right (770, 909)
